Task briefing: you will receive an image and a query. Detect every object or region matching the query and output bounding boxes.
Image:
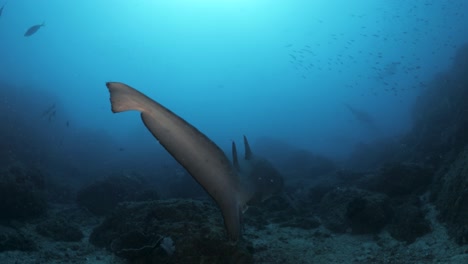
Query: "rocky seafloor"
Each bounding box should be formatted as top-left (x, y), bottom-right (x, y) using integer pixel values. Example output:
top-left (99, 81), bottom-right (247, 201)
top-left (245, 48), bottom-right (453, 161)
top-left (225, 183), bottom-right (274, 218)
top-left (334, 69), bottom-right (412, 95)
top-left (0, 195), bottom-right (467, 264)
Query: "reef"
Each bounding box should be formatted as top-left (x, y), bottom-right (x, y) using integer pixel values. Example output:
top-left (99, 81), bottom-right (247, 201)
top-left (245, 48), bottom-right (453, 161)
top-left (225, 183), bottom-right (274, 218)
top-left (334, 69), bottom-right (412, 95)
top-left (319, 188), bottom-right (393, 234)
top-left (76, 173), bottom-right (159, 216)
top-left (0, 225), bottom-right (36, 252)
top-left (35, 217), bottom-right (84, 242)
top-left (320, 43), bottom-right (468, 246)
top-left (0, 162), bottom-right (47, 221)
top-left (89, 199), bottom-right (253, 263)
top-left (432, 145), bottom-right (468, 244)
top-left (407, 43), bottom-right (468, 245)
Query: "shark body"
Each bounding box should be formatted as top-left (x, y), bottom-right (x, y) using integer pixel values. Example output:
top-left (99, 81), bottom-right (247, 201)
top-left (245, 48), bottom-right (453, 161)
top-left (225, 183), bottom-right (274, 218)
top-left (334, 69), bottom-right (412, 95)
top-left (232, 136), bottom-right (284, 204)
top-left (343, 102), bottom-right (379, 132)
top-left (105, 82), bottom-right (256, 241)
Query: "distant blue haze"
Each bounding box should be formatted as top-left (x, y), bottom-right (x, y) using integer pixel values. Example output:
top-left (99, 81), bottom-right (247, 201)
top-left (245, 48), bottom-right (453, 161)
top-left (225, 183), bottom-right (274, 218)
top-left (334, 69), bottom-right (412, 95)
top-left (0, 0), bottom-right (467, 173)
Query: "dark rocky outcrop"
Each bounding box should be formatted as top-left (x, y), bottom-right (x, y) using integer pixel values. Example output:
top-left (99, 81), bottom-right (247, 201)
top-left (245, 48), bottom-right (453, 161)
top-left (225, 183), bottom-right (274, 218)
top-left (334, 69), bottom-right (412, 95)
top-left (340, 43), bottom-right (468, 245)
top-left (345, 138), bottom-right (410, 171)
top-left (90, 199), bottom-right (253, 263)
top-left (0, 162), bottom-right (47, 220)
top-left (76, 173), bottom-right (159, 216)
top-left (244, 194), bottom-right (320, 231)
top-left (35, 217), bottom-right (84, 242)
top-left (0, 225), bottom-right (36, 252)
top-left (317, 187), bottom-right (432, 243)
top-left (388, 198), bottom-right (432, 244)
top-left (359, 163), bottom-right (433, 197)
top-left (432, 146), bottom-right (468, 245)
top-left (403, 45), bottom-right (468, 166)
top-left (307, 170), bottom-right (366, 205)
top-left (406, 43), bottom-right (468, 245)
top-left (319, 188), bottom-right (393, 234)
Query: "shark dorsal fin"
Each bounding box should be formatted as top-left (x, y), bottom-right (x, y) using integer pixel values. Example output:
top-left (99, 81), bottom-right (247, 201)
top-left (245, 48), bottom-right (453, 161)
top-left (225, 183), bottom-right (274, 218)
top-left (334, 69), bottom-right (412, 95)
top-left (243, 135), bottom-right (252, 160)
top-left (232, 141), bottom-right (241, 172)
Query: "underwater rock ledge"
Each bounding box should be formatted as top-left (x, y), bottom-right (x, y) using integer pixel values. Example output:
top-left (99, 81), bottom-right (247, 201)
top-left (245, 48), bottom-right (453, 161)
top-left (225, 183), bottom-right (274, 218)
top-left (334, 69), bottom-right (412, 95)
top-left (89, 199), bottom-right (254, 264)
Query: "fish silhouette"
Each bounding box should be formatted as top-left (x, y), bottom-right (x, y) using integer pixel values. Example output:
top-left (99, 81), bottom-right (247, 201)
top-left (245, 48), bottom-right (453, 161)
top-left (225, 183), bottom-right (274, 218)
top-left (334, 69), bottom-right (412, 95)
top-left (24, 22), bottom-right (45, 37)
top-left (0, 3), bottom-right (6, 17)
top-left (343, 102), bottom-right (379, 132)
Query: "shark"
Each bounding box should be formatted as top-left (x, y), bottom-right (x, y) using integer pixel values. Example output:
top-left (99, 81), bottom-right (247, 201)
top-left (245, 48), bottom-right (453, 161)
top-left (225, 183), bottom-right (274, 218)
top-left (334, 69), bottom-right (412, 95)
top-left (105, 82), bottom-right (284, 241)
top-left (343, 102), bottom-right (379, 132)
top-left (232, 135), bottom-right (284, 205)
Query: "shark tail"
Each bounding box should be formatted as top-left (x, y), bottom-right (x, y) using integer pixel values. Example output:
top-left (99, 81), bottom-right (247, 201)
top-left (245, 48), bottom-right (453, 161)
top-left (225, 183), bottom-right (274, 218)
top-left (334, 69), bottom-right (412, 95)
top-left (106, 82), bottom-right (152, 113)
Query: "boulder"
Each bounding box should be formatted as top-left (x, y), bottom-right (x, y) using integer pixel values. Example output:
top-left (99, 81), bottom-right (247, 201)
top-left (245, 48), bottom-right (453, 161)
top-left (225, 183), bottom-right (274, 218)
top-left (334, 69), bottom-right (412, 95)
top-left (36, 217), bottom-right (84, 242)
top-left (89, 199), bottom-right (253, 263)
top-left (432, 146), bottom-right (468, 244)
top-left (76, 173), bottom-right (158, 216)
top-left (0, 162), bottom-right (47, 220)
top-left (319, 188), bottom-right (393, 234)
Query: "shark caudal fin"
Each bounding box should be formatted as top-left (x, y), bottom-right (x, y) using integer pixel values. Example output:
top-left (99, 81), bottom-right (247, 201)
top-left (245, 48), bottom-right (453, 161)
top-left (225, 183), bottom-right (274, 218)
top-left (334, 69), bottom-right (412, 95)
top-left (106, 82), bottom-right (153, 113)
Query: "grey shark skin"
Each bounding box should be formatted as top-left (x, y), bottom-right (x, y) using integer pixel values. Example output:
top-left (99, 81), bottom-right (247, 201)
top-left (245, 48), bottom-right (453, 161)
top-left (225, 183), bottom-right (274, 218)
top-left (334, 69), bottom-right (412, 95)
top-left (105, 82), bottom-right (251, 241)
top-left (343, 102), bottom-right (379, 132)
top-left (232, 136), bottom-right (284, 204)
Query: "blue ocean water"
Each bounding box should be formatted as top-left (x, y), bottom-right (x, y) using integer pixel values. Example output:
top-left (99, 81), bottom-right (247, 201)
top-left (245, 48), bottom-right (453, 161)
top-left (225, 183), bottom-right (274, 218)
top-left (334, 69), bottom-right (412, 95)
top-left (1, 1), bottom-right (468, 263)
top-left (2, 0), bottom-right (466, 165)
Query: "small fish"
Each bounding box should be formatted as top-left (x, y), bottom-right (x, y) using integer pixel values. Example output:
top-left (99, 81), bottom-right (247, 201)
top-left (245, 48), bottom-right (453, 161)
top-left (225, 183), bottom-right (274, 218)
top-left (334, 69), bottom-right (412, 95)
top-left (48, 110), bottom-right (56, 122)
top-left (0, 3), bottom-right (6, 17)
top-left (66, 121), bottom-right (69, 127)
top-left (24, 22), bottom-right (45, 37)
top-left (42, 103), bottom-right (56, 116)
